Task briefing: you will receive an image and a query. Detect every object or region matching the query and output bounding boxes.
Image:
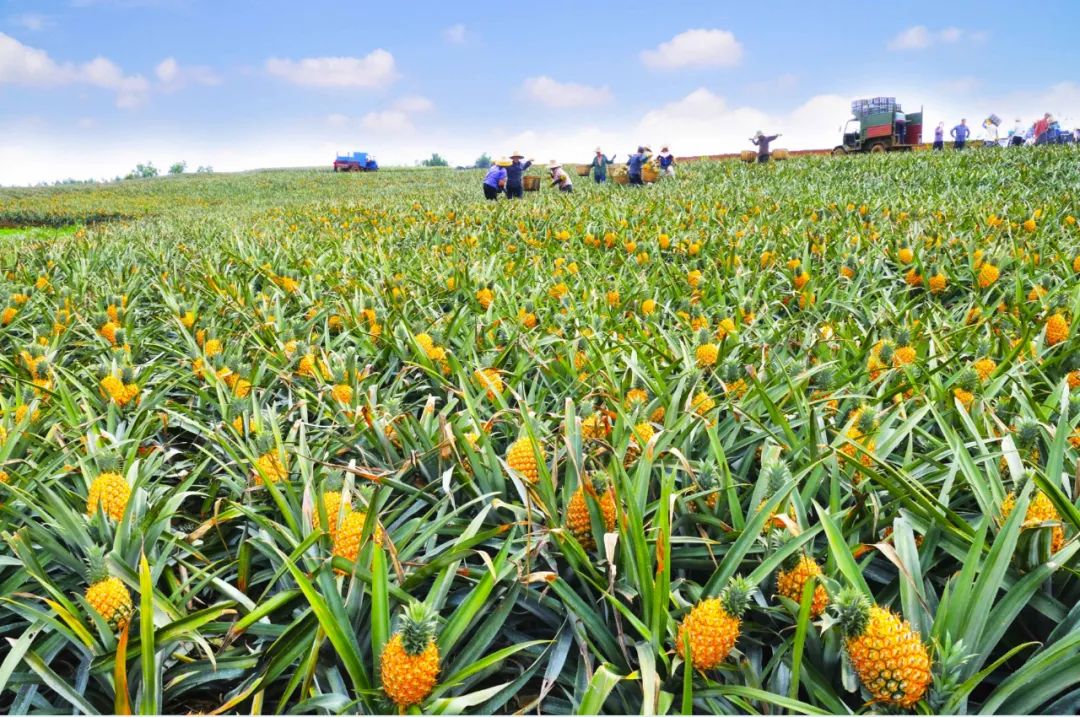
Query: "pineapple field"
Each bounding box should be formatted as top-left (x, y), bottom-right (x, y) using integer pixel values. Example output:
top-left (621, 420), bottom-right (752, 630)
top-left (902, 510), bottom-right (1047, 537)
top-left (2, 149), bottom-right (1080, 715)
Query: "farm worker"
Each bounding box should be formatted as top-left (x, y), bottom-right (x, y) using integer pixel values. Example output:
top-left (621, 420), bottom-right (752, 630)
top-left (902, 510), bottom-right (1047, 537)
top-left (933, 122), bottom-right (945, 150)
top-left (950, 119), bottom-right (970, 150)
top-left (1033, 113), bottom-right (1050, 144)
top-left (657, 146), bottom-right (676, 177)
top-left (1009, 118), bottom-right (1025, 146)
top-left (894, 112), bottom-right (906, 145)
top-left (482, 158), bottom-right (510, 200)
top-left (750, 131), bottom-right (781, 163)
top-left (548, 161), bottom-right (573, 193)
top-left (590, 148), bottom-right (616, 183)
top-left (626, 146), bottom-right (649, 185)
top-left (504, 151), bottom-right (533, 199)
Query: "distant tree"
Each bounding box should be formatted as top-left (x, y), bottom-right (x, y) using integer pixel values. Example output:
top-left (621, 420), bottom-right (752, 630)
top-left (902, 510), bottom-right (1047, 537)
top-left (474, 153), bottom-right (492, 169)
top-left (169, 161), bottom-right (187, 174)
top-left (125, 162), bottom-right (158, 179)
top-left (196, 165), bottom-right (214, 174)
top-left (421, 153), bottom-right (449, 167)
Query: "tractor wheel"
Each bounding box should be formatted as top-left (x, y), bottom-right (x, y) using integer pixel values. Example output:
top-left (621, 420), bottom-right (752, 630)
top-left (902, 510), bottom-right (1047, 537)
top-left (832, 147), bottom-right (847, 157)
top-left (870, 142), bottom-right (888, 153)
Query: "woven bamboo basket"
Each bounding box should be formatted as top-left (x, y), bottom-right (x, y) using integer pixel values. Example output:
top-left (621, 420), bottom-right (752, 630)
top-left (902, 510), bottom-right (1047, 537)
top-left (773, 148), bottom-right (790, 161)
top-left (611, 173), bottom-right (629, 185)
top-left (740, 150), bottom-right (757, 163)
top-left (576, 164), bottom-right (591, 177)
top-left (641, 165), bottom-right (660, 183)
top-left (523, 175), bottom-right (541, 192)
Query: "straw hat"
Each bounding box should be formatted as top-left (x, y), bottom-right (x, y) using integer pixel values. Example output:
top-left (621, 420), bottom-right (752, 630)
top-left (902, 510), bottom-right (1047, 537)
top-left (643, 145), bottom-right (652, 153)
top-left (594, 146), bottom-right (602, 153)
top-left (510, 150), bottom-right (525, 159)
top-left (548, 160), bottom-right (561, 169)
top-left (754, 130), bottom-right (764, 138)
top-left (495, 157), bottom-right (511, 167)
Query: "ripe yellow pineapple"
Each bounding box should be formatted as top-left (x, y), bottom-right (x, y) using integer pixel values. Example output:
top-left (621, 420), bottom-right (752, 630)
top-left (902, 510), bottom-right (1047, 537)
top-left (313, 490), bottom-right (350, 539)
top-left (695, 340), bottom-right (719, 369)
top-left (253, 441), bottom-right (288, 485)
top-left (567, 477), bottom-right (617, 549)
top-left (332, 509), bottom-right (376, 566)
top-left (381, 601), bottom-right (440, 709)
top-left (775, 554), bottom-right (828, 618)
top-left (832, 589), bottom-right (930, 708)
top-left (506, 436), bottom-right (543, 484)
top-left (676, 577), bottom-right (753, 670)
top-left (977, 262), bottom-right (1000, 288)
top-left (1045, 313), bottom-right (1069, 346)
top-left (473, 368), bottom-right (504, 400)
top-left (87, 467), bottom-right (131, 521)
top-left (1001, 490), bottom-right (1065, 553)
top-left (85, 548), bottom-right (133, 630)
top-left (691, 390), bottom-right (716, 418)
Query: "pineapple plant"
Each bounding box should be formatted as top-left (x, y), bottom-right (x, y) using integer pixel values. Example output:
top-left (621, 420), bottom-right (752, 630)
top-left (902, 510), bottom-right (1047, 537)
top-left (676, 577), bottom-right (754, 670)
top-left (1001, 490), bottom-right (1065, 553)
top-left (505, 436), bottom-right (543, 484)
top-left (86, 458), bottom-right (131, 521)
top-left (775, 552), bottom-right (829, 618)
top-left (566, 475), bottom-right (617, 549)
top-left (84, 547), bottom-right (133, 631)
top-left (381, 601), bottom-right (440, 709)
top-left (831, 588), bottom-right (931, 708)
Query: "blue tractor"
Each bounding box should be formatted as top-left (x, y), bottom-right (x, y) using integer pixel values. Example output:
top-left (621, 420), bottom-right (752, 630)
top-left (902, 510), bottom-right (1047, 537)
top-left (334, 151), bottom-right (379, 172)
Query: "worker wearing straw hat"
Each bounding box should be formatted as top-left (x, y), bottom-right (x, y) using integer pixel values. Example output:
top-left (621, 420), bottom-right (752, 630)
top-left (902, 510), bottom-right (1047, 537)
top-left (482, 158), bottom-right (511, 200)
top-left (590, 147), bottom-right (616, 184)
top-left (504, 151), bottom-right (533, 199)
top-left (657, 145), bottom-right (676, 177)
top-left (626, 146), bottom-right (650, 185)
top-left (548, 161), bottom-right (573, 193)
top-left (750, 130), bottom-right (780, 163)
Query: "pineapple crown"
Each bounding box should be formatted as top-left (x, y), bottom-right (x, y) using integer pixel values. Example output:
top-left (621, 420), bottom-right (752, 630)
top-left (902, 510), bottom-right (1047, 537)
top-left (812, 367), bottom-right (835, 391)
top-left (831, 587), bottom-right (872, 639)
top-left (397, 600), bottom-right (438, 656)
top-left (1014, 419), bottom-right (1041, 449)
top-left (120, 366), bottom-right (134, 384)
top-left (719, 576), bottom-right (755, 618)
top-left (877, 341), bottom-right (895, 365)
top-left (696, 328), bottom-right (712, 345)
top-left (762, 460), bottom-right (792, 495)
top-left (895, 328), bottom-right (912, 347)
top-left (956, 367), bottom-right (979, 392)
top-left (975, 338), bottom-right (991, 358)
top-left (697, 461), bottom-right (720, 489)
top-left (96, 454), bottom-right (121, 474)
top-left (855, 407), bottom-right (878, 435)
top-left (721, 362), bottom-right (742, 383)
top-left (85, 545), bottom-right (111, 585)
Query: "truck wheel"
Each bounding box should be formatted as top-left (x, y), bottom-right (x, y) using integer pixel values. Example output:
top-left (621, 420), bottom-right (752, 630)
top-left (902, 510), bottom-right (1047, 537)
top-left (870, 142), bottom-right (887, 153)
top-left (832, 147), bottom-right (847, 156)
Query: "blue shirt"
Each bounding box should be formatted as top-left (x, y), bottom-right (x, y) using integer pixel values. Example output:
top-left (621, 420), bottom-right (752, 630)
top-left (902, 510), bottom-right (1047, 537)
top-left (658, 153), bottom-right (674, 169)
top-left (505, 160), bottom-right (532, 188)
top-left (483, 166), bottom-right (506, 188)
top-left (627, 152), bottom-right (648, 175)
top-left (951, 124), bottom-right (970, 141)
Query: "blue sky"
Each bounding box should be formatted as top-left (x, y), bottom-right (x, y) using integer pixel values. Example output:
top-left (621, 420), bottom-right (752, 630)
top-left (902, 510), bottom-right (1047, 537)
top-left (2, 0), bottom-right (1077, 184)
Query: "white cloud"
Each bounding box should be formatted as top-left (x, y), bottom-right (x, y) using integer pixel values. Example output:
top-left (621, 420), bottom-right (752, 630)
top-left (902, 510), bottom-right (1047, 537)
top-left (9, 14), bottom-right (53, 31)
top-left (640, 29), bottom-right (743, 70)
top-left (265, 49), bottom-right (398, 89)
top-left (391, 95), bottom-right (434, 113)
top-left (522, 76), bottom-right (613, 108)
top-left (155, 57), bottom-right (220, 90)
top-left (360, 110), bottom-right (413, 133)
top-left (888, 26), bottom-right (987, 51)
top-left (0, 32), bottom-right (149, 107)
top-left (443, 23), bottom-right (467, 44)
